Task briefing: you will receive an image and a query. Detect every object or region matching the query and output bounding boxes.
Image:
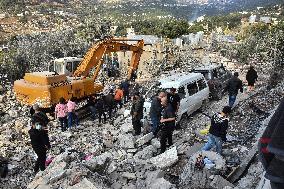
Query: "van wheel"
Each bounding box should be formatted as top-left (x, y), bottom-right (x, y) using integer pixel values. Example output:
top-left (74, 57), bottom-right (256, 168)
top-left (177, 113), bottom-right (188, 130)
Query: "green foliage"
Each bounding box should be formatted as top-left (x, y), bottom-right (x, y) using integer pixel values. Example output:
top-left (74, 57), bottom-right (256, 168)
top-left (116, 18), bottom-right (189, 38)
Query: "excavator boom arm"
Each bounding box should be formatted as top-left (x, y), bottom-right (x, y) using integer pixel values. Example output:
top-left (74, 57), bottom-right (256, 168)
top-left (73, 38), bottom-right (144, 79)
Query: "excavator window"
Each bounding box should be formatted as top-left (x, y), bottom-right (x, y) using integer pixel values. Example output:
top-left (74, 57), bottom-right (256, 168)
top-left (73, 61), bottom-right (81, 73)
top-left (66, 62), bottom-right (72, 73)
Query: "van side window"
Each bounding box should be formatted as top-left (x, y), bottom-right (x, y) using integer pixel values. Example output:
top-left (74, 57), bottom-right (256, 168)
top-left (187, 82), bottom-right (198, 96)
top-left (178, 87), bottom-right (186, 99)
top-left (197, 79), bottom-right (207, 91)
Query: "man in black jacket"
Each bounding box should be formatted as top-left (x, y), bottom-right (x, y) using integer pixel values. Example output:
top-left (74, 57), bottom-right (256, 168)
top-left (259, 98), bottom-right (284, 189)
top-left (246, 66), bottom-right (258, 92)
top-left (202, 106), bottom-right (231, 155)
top-left (29, 115), bottom-right (51, 173)
top-left (150, 92), bottom-right (166, 135)
top-left (160, 97), bottom-right (176, 153)
top-left (130, 92), bottom-right (144, 135)
top-left (224, 72), bottom-right (243, 108)
top-left (104, 90), bottom-right (115, 119)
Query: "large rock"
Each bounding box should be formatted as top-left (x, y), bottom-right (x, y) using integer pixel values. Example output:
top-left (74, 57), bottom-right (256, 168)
top-left (135, 132), bottom-right (153, 147)
top-left (150, 147), bottom-right (178, 169)
top-left (151, 138), bottom-right (161, 149)
top-left (84, 152), bottom-right (112, 174)
top-left (148, 178), bottom-right (175, 189)
top-left (118, 134), bottom-right (135, 149)
top-left (134, 145), bottom-right (156, 160)
top-left (120, 121), bottom-right (133, 133)
top-left (67, 178), bottom-right (97, 189)
top-left (145, 170), bottom-right (165, 186)
top-left (210, 175), bottom-right (234, 189)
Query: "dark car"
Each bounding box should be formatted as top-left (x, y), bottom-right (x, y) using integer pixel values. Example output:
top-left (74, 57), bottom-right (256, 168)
top-left (193, 64), bottom-right (232, 100)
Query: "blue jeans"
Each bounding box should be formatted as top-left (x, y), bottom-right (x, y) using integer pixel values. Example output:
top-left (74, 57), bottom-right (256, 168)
top-left (229, 95), bottom-right (237, 108)
top-left (202, 134), bottom-right (223, 154)
top-left (68, 112), bottom-right (78, 128)
top-left (150, 115), bottom-right (159, 134)
top-left (89, 106), bottom-right (96, 119)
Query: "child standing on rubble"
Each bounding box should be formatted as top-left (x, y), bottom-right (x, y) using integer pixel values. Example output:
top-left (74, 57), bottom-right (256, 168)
top-left (55, 97), bottom-right (68, 132)
top-left (67, 97), bottom-right (79, 130)
top-left (201, 106), bottom-right (231, 155)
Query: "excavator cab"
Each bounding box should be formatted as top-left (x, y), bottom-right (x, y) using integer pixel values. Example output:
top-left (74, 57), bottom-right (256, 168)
top-left (49, 57), bottom-right (83, 76)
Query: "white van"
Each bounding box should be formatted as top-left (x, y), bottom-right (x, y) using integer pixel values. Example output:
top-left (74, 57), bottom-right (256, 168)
top-left (143, 72), bottom-right (209, 123)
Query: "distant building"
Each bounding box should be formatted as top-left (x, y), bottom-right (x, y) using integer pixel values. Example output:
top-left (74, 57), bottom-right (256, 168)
top-left (259, 16), bottom-right (272, 24)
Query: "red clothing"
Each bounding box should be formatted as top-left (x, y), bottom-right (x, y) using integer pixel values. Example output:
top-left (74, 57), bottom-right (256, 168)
top-left (114, 89), bottom-right (123, 101)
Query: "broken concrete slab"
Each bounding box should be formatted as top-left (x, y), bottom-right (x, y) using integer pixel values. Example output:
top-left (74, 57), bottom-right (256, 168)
top-left (84, 152), bottom-right (112, 173)
top-left (227, 144), bottom-right (257, 183)
top-left (210, 175), bottom-right (234, 189)
top-left (185, 143), bottom-right (203, 158)
top-left (135, 132), bottom-right (153, 147)
top-left (118, 134), bottom-right (135, 149)
top-left (151, 138), bottom-right (161, 149)
top-left (150, 147), bottom-right (178, 169)
top-left (122, 172), bottom-right (136, 180)
top-left (134, 145), bottom-right (157, 160)
top-left (148, 178), bottom-right (175, 189)
top-left (67, 178), bottom-right (97, 189)
top-left (145, 170), bottom-right (165, 186)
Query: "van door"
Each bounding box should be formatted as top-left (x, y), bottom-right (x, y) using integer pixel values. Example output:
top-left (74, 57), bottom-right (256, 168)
top-left (186, 81), bottom-right (199, 115)
top-left (197, 78), bottom-right (210, 107)
top-left (177, 86), bottom-right (188, 117)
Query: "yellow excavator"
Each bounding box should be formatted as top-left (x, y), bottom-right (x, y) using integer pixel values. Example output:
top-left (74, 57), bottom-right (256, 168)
top-left (14, 37), bottom-right (144, 108)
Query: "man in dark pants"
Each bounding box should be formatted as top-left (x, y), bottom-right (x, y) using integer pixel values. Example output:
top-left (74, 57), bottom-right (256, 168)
top-left (104, 90), bottom-right (115, 119)
top-left (121, 79), bottom-right (130, 104)
top-left (130, 92), bottom-right (144, 135)
top-left (95, 96), bottom-right (107, 124)
top-left (150, 92), bottom-right (166, 136)
top-left (167, 88), bottom-right (181, 114)
top-left (29, 113), bottom-right (51, 173)
top-left (224, 72), bottom-right (243, 108)
top-left (259, 98), bottom-right (284, 189)
top-left (160, 97), bottom-right (176, 153)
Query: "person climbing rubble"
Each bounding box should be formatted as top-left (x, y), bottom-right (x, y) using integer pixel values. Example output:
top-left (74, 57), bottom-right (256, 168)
top-left (223, 72), bottom-right (243, 108)
top-left (160, 97), bottom-right (176, 153)
top-left (150, 91), bottom-right (166, 136)
top-left (246, 66), bottom-right (258, 92)
top-left (55, 97), bottom-right (68, 132)
top-left (201, 106), bottom-right (231, 155)
top-left (167, 87), bottom-right (181, 114)
top-left (258, 98), bottom-right (284, 189)
top-left (29, 107), bottom-right (51, 173)
top-left (130, 92), bottom-right (144, 136)
top-left (67, 97), bottom-right (79, 130)
top-left (114, 86), bottom-right (124, 109)
top-left (31, 104), bottom-right (49, 129)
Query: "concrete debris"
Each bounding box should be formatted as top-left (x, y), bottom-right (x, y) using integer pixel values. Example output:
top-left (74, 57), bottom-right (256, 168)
top-left (67, 178), bottom-right (97, 189)
top-left (148, 178), bottom-right (176, 189)
top-left (210, 175), bottom-right (234, 189)
top-left (0, 56), bottom-right (283, 189)
top-left (150, 147), bottom-right (178, 169)
top-left (135, 132), bottom-right (153, 147)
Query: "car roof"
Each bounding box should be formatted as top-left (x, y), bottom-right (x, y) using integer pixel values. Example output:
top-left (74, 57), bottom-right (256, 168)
top-left (159, 73), bottom-right (204, 89)
top-left (194, 64), bottom-right (220, 71)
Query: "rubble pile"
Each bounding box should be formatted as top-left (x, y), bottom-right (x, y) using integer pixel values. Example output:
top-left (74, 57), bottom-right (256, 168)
top-left (0, 59), bottom-right (283, 189)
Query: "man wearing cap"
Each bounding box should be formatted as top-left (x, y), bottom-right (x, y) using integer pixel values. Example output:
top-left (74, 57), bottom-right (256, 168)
top-left (130, 92), bottom-right (144, 135)
top-left (167, 88), bottom-right (181, 114)
top-left (224, 72), bottom-right (243, 108)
